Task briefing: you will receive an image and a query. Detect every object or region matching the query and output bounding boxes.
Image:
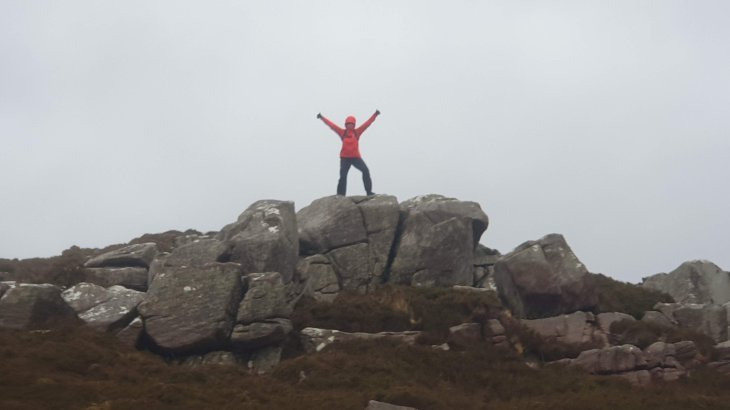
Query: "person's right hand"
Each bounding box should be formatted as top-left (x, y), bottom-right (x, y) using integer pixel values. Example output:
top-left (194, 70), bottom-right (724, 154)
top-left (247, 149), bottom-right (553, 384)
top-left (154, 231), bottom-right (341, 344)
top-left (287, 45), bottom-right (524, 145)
top-left (317, 113), bottom-right (322, 119)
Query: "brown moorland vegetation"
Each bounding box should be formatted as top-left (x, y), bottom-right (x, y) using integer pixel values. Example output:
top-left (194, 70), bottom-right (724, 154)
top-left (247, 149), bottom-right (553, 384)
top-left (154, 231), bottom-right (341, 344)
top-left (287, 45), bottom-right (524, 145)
top-left (2, 326), bottom-right (730, 410)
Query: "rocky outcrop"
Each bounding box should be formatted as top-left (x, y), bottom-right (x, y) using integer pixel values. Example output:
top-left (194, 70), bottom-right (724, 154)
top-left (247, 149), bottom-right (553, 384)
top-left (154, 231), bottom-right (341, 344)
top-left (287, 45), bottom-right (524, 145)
top-left (642, 260), bottom-right (730, 305)
top-left (300, 327), bottom-right (422, 353)
top-left (85, 243), bottom-right (158, 269)
top-left (138, 263), bottom-right (243, 354)
top-left (0, 284), bottom-right (78, 330)
top-left (218, 200), bottom-right (299, 284)
top-left (494, 234), bottom-right (598, 318)
top-left (389, 195), bottom-right (488, 287)
top-left (231, 272), bottom-right (293, 349)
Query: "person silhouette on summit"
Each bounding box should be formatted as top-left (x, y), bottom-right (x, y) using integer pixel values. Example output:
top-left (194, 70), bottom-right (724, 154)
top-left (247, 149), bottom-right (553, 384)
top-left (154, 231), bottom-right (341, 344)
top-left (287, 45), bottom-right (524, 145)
top-left (317, 110), bottom-right (380, 196)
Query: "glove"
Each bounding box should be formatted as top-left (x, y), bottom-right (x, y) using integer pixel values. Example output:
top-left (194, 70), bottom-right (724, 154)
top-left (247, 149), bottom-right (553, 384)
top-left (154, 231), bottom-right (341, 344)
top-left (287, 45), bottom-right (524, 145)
top-left (375, 110), bottom-right (381, 116)
top-left (317, 113), bottom-right (322, 119)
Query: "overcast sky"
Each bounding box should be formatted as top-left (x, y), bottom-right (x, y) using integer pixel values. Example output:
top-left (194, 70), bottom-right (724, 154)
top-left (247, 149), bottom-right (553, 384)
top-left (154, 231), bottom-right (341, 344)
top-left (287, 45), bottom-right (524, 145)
top-left (1, 1), bottom-right (728, 283)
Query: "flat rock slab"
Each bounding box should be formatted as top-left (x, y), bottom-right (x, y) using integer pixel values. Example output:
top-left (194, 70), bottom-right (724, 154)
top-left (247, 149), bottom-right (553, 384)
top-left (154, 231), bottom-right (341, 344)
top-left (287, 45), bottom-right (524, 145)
top-left (138, 263), bottom-right (243, 354)
top-left (300, 327), bottom-right (422, 354)
top-left (84, 267), bottom-right (148, 291)
top-left (0, 284), bottom-right (78, 330)
top-left (85, 243), bottom-right (158, 268)
top-left (366, 401), bottom-right (418, 410)
top-left (77, 286), bottom-right (144, 332)
top-left (231, 319), bottom-right (292, 349)
top-left (62, 282), bottom-right (112, 313)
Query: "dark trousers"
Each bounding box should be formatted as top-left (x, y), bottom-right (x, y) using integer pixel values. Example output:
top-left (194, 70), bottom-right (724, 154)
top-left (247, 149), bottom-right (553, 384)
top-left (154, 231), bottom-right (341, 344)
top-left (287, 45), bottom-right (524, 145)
top-left (338, 157), bottom-right (373, 196)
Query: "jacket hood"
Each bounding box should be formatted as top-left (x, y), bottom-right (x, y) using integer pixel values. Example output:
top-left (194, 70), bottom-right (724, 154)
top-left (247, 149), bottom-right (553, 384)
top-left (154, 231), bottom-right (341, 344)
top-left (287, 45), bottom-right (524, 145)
top-left (345, 116), bottom-right (356, 125)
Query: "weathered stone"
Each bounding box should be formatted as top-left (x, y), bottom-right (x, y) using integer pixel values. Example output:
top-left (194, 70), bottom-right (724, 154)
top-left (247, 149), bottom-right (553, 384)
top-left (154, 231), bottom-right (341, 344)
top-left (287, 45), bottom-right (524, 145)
top-left (715, 340), bottom-right (730, 360)
top-left (494, 234), bottom-right (598, 318)
top-left (474, 244), bottom-right (500, 266)
top-left (447, 323), bottom-right (483, 349)
top-left (84, 267), bottom-right (148, 292)
top-left (0, 282), bottom-right (10, 299)
top-left (650, 367), bottom-right (685, 382)
top-left (248, 346), bottom-right (282, 374)
top-left (642, 260), bottom-right (730, 304)
top-left (389, 195), bottom-right (488, 288)
top-left (237, 272), bottom-right (291, 324)
top-left (485, 319), bottom-right (506, 336)
top-left (116, 317), bottom-right (144, 348)
top-left (230, 319), bottom-right (292, 349)
top-left (182, 351), bottom-right (239, 368)
top-left (357, 195), bottom-right (400, 280)
top-left (572, 345), bottom-right (647, 374)
top-left (643, 342), bottom-right (678, 368)
top-left (165, 238), bottom-right (227, 268)
top-left (0, 284), bottom-right (78, 330)
top-left (673, 304), bottom-right (727, 343)
top-left (327, 243), bottom-right (371, 292)
top-left (137, 263), bottom-right (243, 354)
top-left (672, 341), bottom-right (698, 362)
top-left (85, 243), bottom-right (158, 268)
top-left (521, 311), bottom-right (596, 345)
top-left (297, 255), bottom-right (340, 302)
top-left (297, 196), bottom-right (367, 254)
top-left (61, 282), bottom-right (112, 313)
top-left (708, 360), bottom-right (730, 376)
top-left (597, 312), bottom-right (635, 335)
top-left (365, 401), bottom-right (418, 410)
top-left (641, 311), bottom-right (676, 328)
top-left (147, 253), bottom-right (168, 285)
top-left (219, 200), bottom-right (299, 283)
top-left (300, 327), bottom-right (422, 354)
top-left (77, 286), bottom-right (144, 332)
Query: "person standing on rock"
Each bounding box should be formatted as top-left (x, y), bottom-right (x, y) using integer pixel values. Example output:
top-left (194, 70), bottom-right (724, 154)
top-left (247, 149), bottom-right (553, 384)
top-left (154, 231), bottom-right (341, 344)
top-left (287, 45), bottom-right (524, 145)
top-left (317, 110), bottom-right (380, 196)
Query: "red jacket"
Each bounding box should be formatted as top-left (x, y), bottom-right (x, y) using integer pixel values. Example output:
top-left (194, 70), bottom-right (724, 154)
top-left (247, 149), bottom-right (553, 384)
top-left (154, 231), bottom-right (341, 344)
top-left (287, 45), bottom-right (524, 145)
top-left (320, 113), bottom-right (379, 158)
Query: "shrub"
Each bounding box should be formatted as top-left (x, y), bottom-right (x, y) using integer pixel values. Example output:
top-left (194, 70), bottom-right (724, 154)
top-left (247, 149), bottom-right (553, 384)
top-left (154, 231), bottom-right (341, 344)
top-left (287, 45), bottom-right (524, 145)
top-left (592, 273), bottom-right (674, 318)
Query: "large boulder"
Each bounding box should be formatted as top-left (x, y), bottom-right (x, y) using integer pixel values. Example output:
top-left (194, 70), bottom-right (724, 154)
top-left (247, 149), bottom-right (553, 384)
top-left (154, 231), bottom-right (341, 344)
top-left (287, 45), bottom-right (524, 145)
top-left (642, 260), bottom-right (730, 305)
top-left (355, 195), bottom-right (400, 282)
top-left (84, 267), bottom-right (148, 291)
top-left (0, 284), bottom-right (78, 330)
top-left (84, 243), bottom-right (158, 268)
top-left (389, 195), bottom-right (488, 287)
top-left (218, 200), bottom-right (299, 283)
top-left (297, 196), bottom-right (368, 254)
top-left (493, 234), bottom-right (598, 318)
top-left (138, 263), bottom-right (243, 354)
top-left (297, 195), bottom-right (400, 293)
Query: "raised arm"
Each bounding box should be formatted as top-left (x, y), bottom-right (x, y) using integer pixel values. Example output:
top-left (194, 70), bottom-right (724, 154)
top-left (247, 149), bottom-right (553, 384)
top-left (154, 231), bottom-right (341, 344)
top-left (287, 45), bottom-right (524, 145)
top-left (355, 110), bottom-right (380, 135)
top-left (317, 113), bottom-right (344, 137)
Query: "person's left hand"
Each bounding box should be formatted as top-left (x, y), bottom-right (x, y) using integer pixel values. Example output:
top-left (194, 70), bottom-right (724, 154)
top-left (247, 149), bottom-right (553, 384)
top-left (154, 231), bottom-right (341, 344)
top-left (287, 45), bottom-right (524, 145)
top-left (375, 110), bottom-right (381, 116)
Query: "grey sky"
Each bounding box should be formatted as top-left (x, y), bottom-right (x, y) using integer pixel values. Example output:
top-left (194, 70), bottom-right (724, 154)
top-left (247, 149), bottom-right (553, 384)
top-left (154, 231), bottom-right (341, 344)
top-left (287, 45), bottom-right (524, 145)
top-left (1, 1), bottom-right (728, 283)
